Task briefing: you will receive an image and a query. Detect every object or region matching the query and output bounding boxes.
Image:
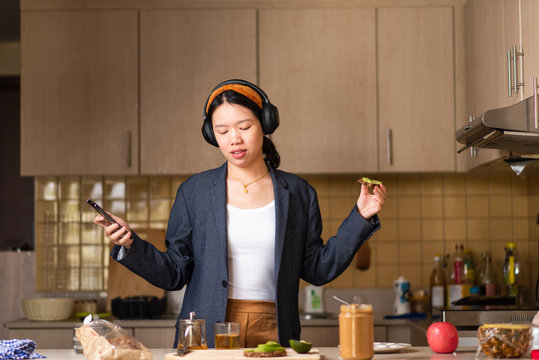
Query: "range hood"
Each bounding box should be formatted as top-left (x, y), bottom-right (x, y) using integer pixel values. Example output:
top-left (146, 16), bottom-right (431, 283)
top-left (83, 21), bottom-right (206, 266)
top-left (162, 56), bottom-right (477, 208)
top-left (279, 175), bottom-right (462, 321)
top-left (456, 95), bottom-right (539, 154)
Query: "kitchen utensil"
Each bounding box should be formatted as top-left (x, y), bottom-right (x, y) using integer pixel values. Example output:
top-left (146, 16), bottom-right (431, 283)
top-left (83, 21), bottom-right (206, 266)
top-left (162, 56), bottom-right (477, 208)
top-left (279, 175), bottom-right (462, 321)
top-left (164, 348), bottom-right (321, 360)
top-left (176, 345), bottom-right (191, 356)
top-left (178, 312), bottom-right (207, 350)
top-left (355, 242), bottom-right (371, 270)
top-left (332, 295), bottom-right (350, 305)
top-left (22, 297), bottom-right (74, 321)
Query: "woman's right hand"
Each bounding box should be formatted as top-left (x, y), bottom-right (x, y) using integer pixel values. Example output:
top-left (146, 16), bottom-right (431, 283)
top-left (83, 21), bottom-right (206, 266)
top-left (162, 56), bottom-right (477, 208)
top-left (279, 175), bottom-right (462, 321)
top-left (93, 213), bottom-right (133, 249)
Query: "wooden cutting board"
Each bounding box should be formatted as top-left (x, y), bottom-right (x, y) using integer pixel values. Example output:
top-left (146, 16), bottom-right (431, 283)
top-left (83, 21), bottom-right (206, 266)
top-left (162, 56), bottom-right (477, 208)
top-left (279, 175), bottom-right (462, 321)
top-left (165, 349), bottom-right (321, 360)
top-left (107, 228), bottom-right (167, 310)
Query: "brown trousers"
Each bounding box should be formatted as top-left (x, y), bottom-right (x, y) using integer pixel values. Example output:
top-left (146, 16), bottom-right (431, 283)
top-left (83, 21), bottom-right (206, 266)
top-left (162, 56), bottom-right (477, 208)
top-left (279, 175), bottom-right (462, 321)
top-left (225, 299), bottom-right (279, 348)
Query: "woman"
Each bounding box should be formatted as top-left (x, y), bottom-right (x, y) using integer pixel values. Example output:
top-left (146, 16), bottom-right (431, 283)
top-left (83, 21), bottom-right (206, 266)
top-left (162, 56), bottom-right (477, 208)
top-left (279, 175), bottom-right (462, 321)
top-left (94, 79), bottom-right (386, 348)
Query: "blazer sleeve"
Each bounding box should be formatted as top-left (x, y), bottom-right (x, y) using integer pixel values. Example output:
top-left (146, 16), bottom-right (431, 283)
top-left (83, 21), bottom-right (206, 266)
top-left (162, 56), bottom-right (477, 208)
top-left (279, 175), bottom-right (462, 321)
top-left (300, 187), bottom-right (380, 285)
top-left (110, 185), bottom-right (194, 291)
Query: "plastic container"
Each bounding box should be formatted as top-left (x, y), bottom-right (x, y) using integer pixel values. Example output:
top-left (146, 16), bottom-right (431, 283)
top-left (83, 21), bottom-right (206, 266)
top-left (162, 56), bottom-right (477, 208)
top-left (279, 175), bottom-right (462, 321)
top-left (22, 298), bottom-right (74, 321)
top-left (477, 323), bottom-right (531, 358)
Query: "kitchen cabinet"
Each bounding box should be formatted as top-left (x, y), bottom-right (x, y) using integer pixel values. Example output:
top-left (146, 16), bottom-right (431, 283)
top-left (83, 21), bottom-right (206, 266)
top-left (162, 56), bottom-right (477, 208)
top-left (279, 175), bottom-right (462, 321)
top-left (259, 8), bottom-right (378, 174)
top-left (520, 0), bottom-right (539, 101)
top-left (378, 7), bottom-right (456, 172)
top-left (20, 1), bottom-right (465, 176)
top-left (20, 10), bottom-right (139, 176)
top-left (139, 9), bottom-right (257, 174)
top-left (459, 0), bottom-right (524, 170)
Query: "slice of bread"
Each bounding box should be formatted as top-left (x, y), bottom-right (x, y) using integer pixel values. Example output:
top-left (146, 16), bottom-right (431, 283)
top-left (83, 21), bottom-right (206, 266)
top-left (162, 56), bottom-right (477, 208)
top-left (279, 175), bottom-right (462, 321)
top-left (243, 350), bottom-right (287, 357)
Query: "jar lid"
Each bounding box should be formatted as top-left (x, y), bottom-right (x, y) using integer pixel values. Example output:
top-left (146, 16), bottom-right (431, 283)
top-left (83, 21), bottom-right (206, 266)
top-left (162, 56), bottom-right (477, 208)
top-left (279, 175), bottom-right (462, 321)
top-left (340, 304), bottom-right (372, 313)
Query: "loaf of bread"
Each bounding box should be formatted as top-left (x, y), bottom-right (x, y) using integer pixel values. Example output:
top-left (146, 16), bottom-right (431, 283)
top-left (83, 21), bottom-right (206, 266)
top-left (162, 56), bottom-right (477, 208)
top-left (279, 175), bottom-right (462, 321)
top-left (76, 318), bottom-right (152, 360)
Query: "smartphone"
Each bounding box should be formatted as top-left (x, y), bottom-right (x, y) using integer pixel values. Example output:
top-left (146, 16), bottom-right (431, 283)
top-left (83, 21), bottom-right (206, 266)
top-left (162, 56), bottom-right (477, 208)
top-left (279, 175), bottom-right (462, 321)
top-left (86, 199), bottom-right (133, 239)
top-left (86, 199), bottom-right (117, 224)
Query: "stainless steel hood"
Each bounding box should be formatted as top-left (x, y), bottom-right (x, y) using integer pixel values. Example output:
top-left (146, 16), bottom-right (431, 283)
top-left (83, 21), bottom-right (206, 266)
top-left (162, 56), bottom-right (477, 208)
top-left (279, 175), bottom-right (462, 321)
top-left (456, 95), bottom-right (539, 154)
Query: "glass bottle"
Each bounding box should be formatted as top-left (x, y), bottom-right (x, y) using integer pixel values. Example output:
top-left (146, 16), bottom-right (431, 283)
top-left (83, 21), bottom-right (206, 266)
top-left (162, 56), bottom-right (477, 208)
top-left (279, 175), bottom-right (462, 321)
top-left (463, 248), bottom-right (475, 285)
top-left (429, 254), bottom-right (446, 312)
top-left (451, 244), bottom-right (464, 284)
top-left (477, 251), bottom-right (488, 294)
top-left (480, 255), bottom-right (496, 296)
top-left (502, 242), bottom-right (520, 297)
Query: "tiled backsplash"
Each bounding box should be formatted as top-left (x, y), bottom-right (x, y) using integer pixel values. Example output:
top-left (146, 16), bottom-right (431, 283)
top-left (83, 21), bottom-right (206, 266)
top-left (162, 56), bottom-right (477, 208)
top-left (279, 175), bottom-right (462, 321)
top-left (35, 169), bottom-right (539, 294)
top-left (304, 170), bottom-right (539, 294)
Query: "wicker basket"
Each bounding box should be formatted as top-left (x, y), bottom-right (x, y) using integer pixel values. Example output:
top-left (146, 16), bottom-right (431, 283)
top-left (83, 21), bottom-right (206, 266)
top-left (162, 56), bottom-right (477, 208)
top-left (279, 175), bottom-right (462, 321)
top-left (22, 298), bottom-right (75, 321)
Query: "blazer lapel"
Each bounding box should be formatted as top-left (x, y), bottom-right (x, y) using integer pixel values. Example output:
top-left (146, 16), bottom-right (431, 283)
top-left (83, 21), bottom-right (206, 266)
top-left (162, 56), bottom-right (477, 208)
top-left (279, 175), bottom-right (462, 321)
top-left (210, 163), bottom-right (229, 269)
top-left (271, 168), bottom-right (290, 284)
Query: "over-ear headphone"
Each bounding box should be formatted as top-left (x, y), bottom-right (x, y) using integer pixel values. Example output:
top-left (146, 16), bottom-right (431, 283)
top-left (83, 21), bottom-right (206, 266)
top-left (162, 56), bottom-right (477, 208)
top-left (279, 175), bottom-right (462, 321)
top-left (202, 79), bottom-right (279, 147)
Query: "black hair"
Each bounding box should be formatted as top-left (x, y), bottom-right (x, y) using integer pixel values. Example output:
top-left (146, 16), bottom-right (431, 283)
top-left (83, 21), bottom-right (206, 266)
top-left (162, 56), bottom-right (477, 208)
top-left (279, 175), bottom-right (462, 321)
top-left (207, 90), bottom-right (280, 169)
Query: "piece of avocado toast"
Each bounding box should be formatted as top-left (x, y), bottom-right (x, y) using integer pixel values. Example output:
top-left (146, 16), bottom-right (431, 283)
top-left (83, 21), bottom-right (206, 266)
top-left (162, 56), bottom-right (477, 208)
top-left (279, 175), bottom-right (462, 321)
top-left (243, 341), bottom-right (287, 357)
top-left (357, 177), bottom-right (382, 187)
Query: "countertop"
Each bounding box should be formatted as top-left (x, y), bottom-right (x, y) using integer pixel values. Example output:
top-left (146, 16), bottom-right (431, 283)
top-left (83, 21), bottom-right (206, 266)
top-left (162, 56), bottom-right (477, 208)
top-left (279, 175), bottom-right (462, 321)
top-left (33, 347), bottom-right (511, 359)
top-left (5, 312), bottom-right (427, 328)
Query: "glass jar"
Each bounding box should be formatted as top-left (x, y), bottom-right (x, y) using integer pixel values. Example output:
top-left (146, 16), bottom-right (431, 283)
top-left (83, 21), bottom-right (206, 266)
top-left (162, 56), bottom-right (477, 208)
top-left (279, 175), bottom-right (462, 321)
top-left (339, 304), bottom-right (373, 360)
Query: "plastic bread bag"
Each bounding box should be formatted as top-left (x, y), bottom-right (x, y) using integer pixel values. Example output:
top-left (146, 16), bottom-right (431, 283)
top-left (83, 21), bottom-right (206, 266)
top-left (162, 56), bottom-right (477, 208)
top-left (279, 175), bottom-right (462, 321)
top-left (476, 323), bottom-right (532, 359)
top-left (76, 315), bottom-right (153, 360)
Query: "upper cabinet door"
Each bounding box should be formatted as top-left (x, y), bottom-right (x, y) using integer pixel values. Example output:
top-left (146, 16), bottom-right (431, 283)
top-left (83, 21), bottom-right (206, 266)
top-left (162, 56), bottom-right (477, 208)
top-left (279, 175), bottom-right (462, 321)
top-left (21, 11), bottom-right (138, 175)
top-left (461, 0), bottom-right (507, 169)
top-left (504, 0), bottom-right (523, 105)
top-left (378, 7), bottom-right (455, 172)
top-left (521, 0), bottom-right (539, 102)
top-left (140, 10), bottom-right (257, 174)
top-left (259, 8), bottom-right (378, 174)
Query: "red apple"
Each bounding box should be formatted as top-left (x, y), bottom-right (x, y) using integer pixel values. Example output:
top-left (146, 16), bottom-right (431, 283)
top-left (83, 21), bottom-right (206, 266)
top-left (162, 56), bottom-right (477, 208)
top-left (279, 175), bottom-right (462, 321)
top-left (427, 322), bottom-right (459, 353)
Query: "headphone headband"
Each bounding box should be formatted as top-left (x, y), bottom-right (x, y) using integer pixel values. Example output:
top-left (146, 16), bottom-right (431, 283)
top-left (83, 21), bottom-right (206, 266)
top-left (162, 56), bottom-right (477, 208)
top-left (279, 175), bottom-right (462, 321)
top-left (205, 83), bottom-right (263, 113)
top-left (202, 79), bottom-right (279, 147)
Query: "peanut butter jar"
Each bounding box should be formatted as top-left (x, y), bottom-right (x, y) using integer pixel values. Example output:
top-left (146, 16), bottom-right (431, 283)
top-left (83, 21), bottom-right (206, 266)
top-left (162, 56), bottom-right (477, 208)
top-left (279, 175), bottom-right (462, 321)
top-left (339, 304), bottom-right (374, 360)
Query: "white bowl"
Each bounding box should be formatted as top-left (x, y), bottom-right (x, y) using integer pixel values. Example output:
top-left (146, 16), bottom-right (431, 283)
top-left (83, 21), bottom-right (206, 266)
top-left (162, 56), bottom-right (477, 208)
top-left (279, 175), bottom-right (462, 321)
top-left (22, 298), bottom-right (74, 321)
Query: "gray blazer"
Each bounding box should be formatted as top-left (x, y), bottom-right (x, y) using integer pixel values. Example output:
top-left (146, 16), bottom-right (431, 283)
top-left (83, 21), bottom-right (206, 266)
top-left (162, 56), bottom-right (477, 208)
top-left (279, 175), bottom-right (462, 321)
top-left (111, 163), bottom-right (380, 347)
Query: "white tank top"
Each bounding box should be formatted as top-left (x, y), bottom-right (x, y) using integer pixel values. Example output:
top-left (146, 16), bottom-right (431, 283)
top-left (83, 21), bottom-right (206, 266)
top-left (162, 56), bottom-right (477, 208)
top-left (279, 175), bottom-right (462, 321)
top-left (226, 200), bottom-right (276, 301)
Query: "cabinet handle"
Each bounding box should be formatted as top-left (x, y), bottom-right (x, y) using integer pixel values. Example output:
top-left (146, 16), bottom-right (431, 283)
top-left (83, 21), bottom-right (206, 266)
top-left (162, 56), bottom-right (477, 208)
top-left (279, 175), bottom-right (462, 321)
top-left (386, 128), bottom-right (392, 165)
top-left (513, 46), bottom-right (518, 94)
top-left (507, 49), bottom-right (512, 97)
top-left (534, 77), bottom-right (538, 129)
top-left (127, 131), bottom-right (132, 168)
top-left (508, 45), bottom-right (525, 96)
top-left (469, 115), bottom-right (477, 158)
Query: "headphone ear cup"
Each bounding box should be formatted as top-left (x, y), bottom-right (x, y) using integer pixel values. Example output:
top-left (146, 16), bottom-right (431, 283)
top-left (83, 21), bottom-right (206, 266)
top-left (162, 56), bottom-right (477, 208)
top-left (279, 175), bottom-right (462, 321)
top-left (202, 120), bottom-right (218, 147)
top-left (262, 103), bottom-right (280, 135)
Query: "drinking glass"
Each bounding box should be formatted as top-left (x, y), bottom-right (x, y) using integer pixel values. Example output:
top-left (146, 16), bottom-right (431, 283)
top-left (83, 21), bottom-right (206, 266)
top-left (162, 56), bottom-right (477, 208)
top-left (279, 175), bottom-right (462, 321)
top-left (214, 322), bottom-right (241, 349)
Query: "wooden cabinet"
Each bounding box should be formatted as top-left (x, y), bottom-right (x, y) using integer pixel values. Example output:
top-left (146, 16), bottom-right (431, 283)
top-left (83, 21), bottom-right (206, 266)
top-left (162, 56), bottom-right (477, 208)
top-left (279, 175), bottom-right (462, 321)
top-left (20, 10), bottom-right (139, 175)
top-left (139, 9), bottom-right (257, 174)
top-left (259, 8), bottom-right (378, 174)
top-left (20, 1), bottom-right (465, 175)
top-left (378, 7), bottom-right (456, 172)
top-left (259, 6), bottom-right (460, 174)
top-left (520, 0), bottom-right (539, 100)
top-left (460, 0), bottom-right (508, 169)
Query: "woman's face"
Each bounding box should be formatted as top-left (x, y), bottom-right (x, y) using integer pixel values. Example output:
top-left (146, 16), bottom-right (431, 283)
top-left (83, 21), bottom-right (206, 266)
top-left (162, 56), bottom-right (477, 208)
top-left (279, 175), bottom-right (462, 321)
top-left (212, 101), bottom-right (265, 169)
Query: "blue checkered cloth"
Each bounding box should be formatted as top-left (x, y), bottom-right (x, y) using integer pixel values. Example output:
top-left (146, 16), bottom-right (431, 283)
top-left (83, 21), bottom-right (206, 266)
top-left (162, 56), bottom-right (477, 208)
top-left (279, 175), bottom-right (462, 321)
top-left (0, 339), bottom-right (45, 359)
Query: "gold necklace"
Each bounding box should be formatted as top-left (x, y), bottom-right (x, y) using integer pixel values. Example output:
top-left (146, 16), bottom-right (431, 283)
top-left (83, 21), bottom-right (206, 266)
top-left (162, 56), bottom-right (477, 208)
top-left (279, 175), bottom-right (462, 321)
top-left (228, 170), bottom-right (269, 194)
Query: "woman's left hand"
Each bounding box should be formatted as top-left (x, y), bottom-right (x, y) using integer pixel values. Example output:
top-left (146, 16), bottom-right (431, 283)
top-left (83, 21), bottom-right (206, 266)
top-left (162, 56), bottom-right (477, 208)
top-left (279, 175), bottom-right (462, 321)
top-left (356, 183), bottom-right (386, 220)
